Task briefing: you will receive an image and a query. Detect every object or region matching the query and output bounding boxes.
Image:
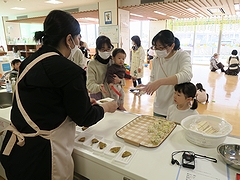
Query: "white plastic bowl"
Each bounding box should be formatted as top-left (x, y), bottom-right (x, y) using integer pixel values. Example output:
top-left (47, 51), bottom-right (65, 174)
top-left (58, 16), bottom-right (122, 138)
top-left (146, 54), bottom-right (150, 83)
top-left (181, 115), bottom-right (232, 148)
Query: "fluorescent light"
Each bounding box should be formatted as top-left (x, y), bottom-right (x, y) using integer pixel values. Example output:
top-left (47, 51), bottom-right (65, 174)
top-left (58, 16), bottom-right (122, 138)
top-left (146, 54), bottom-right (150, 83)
top-left (236, 11), bottom-right (240, 16)
top-left (45, 0), bottom-right (63, 4)
top-left (154, 11), bottom-right (166, 16)
top-left (147, 17), bottom-right (158, 20)
top-left (169, 16), bottom-right (178, 19)
top-left (187, 8), bottom-right (197, 13)
top-left (79, 18), bottom-right (98, 22)
top-left (130, 13), bottom-right (143, 17)
top-left (198, 14), bottom-right (204, 17)
top-left (11, 7), bottom-right (25, 10)
top-left (234, 4), bottom-right (240, 10)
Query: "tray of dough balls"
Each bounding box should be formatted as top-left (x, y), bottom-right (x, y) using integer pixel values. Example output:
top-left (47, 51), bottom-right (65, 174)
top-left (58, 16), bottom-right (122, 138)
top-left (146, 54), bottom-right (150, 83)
top-left (116, 115), bottom-right (176, 148)
top-left (74, 132), bottom-right (137, 164)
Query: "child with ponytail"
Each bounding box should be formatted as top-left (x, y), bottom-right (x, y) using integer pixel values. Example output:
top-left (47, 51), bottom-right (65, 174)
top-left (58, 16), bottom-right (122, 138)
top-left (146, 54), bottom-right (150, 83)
top-left (166, 82), bottom-right (198, 124)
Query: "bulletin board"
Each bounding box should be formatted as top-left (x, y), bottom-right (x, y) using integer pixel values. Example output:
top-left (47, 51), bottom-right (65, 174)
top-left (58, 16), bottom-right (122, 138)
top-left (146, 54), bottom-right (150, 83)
top-left (99, 25), bottom-right (119, 43)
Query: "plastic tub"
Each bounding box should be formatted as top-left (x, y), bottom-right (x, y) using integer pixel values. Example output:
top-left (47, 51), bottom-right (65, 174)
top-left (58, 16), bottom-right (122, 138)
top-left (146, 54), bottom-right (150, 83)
top-left (181, 115), bottom-right (232, 148)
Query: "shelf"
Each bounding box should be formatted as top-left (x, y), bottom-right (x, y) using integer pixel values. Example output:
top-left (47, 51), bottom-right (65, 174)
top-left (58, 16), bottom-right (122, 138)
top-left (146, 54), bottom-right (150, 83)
top-left (7, 44), bottom-right (41, 58)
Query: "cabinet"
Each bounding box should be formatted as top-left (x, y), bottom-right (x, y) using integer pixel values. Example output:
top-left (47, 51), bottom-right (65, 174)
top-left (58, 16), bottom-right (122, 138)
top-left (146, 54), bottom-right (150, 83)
top-left (7, 44), bottom-right (41, 58)
top-left (73, 153), bottom-right (138, 180)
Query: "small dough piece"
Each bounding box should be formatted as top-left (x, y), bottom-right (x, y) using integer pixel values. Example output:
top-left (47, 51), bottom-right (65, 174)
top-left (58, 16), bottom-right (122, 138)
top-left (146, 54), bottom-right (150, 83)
top-left (110, 147), bottom-right (121, 153)
top-left (82, 126), bottom-right (88, 131)
top-left (78, 137), bottom-right (85, 142)
top-left (122, 151), bottom-right (132, 158)
top-left (98, 142), bottom-right (107, 149)
top-left (91, 138), bottom-right (99, 145)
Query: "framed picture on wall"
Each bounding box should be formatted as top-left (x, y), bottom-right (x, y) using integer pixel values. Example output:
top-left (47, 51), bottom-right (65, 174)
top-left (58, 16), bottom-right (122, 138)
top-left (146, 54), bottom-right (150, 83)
top-left (104, 11), bottom-right (112, 24)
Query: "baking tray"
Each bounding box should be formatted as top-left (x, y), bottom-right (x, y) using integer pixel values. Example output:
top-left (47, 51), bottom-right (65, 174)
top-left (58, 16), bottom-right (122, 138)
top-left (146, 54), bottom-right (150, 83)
top-left (116, 115), bottom-right (176, 148)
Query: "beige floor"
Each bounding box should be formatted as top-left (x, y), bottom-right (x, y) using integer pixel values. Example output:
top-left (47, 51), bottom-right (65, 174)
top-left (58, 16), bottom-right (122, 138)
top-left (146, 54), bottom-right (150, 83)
top-left (123, 64), bottom-right (240, 137)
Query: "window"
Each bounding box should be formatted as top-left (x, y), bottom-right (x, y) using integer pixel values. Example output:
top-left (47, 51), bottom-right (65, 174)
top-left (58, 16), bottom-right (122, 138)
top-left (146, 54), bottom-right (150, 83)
top-left (173, 25), bottom-right (194, 61)
top-left (20, 23), bottom-right (43, 44)
top-left (130, 21), bottom-right (150, 49)
top-left (80, 24), bottom-right (99, 48)
top-left (220, 23), bottom-right (240, 62)
top-left (193, 24), bottom-right (220, 63)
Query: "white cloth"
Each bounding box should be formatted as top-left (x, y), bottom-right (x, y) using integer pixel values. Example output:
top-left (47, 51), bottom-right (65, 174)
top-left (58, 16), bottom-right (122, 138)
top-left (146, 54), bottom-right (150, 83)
top-left (110, 84), bottom-right (124, 107)
top-left (150, 50), bottom-right (192, 116)
top-left (71, 48), bottom-right (87, 70)
top-left (130, 46), bottom-right (145, 78)
top-left (210, 56), bottom-right (219, 70)
top-left (228, 55), bottom-right (239, 70)
top-left (196, 89), bottom-right (207, 103)
top-left (166, 104), bottom-right (198, 124)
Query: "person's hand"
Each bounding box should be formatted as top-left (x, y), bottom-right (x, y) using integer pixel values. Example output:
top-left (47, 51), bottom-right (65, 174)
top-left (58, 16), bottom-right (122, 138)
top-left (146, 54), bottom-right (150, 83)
top-left (100, 84), bottom-right (108, 94)
top-left (90, 98), bottom-right (97, 105)
top-left (144, 80), bottom-right (161, 95)
top-left (113, 74), bottom-right (121, 84)
top-left (108, 83), bottom-right (114, 88)
top-left (100, 101), bottom-right (118, 113)
top-left (138, 67), bottom-right (141, 73)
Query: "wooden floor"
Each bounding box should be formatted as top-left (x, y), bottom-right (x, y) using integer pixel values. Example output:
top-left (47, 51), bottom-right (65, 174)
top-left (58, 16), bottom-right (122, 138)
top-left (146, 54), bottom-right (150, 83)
top-left (123, 64), bottom-right (240, 137)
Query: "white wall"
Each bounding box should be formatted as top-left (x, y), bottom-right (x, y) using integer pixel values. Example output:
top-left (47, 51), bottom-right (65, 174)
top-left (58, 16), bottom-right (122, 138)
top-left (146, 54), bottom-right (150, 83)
top-left (7, 3), bottom-right (99, 20)
top-left (119, 0), bottom-right (140, 6)
top-left (149, 20), bottom-right (166, 43)
top-left (99, 0), bottom-right (118, 26)
top-left (118, 9), bottom-right (130, 64)
top-left (0, 17), bottom-right (7, 51)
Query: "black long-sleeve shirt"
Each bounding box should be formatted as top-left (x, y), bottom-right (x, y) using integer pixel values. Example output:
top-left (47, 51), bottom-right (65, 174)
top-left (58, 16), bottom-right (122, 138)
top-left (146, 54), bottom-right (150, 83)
top-left (11, 45), bottom-right (104, 133)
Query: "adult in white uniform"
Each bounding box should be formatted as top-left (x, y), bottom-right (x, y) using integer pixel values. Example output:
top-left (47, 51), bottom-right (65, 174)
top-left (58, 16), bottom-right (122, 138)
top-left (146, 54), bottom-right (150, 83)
top-left (130, 35), bottom-right (145, 87)
top-left (0, 10), bottom-right (118, 180)
top-left (144, 30), bottom-right (192, 117)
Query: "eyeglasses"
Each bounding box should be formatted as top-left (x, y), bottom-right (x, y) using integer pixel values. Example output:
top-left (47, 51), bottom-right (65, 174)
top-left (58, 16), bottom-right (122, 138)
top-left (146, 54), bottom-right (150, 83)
top-left (152, 45), bottom-right (168, 51)
top-left (99, 47), bottom-right (112, 52)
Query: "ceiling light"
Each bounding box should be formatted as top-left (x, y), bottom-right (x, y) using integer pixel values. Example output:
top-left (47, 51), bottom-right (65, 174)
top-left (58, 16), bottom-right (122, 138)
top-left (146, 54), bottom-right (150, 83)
top-left (11, 7), bottom-right (25, 10)
top-left (130, 19), bottom-right (140, 22)
top-left (45, 0), bottom-right (63, 4)
top-left (169, 16), bottom-right (178, 19)
top-left (147, 17), bottom-right (158, 20)
top-left (154, 11), bottom-right (166, 16)
top-left (130, 13), bottom-right (143, 17)
top-left (236, 11), bottom-right (240, 16)
top-left (207, 8), bottom-right (225, 15)
top-left (198, 14), bottom-right (204, 17)
top-left (79, 17), bottom-right (98, 22)
top-left (234, 4), bottom-right (240, 10)
top-left (187, 8), bottom-right (197, 13)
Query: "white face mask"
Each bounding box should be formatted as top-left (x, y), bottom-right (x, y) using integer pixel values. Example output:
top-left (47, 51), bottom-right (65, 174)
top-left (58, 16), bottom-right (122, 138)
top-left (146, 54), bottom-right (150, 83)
top-left (155, 50), bottom-right (169, 58)
top-left (67, 36), bottom-right (79, 60)
top-left (68, 45), bottom-right (79, 60)
top-left (98, 50), bottom-right (111, 59)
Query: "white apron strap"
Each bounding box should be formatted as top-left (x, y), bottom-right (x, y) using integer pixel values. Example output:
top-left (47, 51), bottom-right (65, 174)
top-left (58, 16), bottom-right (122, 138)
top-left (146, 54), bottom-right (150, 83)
top-left (3, 123), bottom-right (51, 155)
top-left (2, 52), bottom-right (59, 156)
top-left (15, 52), bottom-right (59, 132)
